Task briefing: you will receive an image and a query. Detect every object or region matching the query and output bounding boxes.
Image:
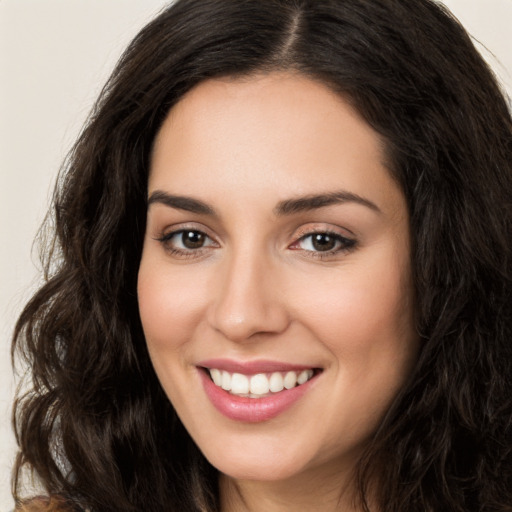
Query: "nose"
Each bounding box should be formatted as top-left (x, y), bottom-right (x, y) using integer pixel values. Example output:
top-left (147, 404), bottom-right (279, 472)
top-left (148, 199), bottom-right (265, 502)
top-left (207, 249), bottom-right (290, 342)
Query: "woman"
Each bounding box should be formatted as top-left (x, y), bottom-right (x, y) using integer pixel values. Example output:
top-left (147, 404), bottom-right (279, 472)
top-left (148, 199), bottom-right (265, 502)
top-left (12, 0), bottom-right (512, 511)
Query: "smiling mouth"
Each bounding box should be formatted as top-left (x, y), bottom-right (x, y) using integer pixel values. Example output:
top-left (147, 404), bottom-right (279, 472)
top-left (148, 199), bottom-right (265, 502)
top-left (204, 368), bottom-right (319, 398)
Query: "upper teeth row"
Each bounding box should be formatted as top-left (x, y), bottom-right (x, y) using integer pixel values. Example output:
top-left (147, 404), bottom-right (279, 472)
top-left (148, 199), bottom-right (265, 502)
top-left (208, 369), bottom-right (314, 397)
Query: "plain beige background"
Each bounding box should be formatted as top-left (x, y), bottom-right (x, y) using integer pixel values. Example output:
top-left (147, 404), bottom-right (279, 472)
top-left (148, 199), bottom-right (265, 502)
top-left (1, 1), bottom-right (510, 510)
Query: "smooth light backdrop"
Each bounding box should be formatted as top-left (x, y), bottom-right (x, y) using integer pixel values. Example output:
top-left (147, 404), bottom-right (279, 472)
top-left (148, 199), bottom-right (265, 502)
top-left (1, 1), bottom-right (510, 510)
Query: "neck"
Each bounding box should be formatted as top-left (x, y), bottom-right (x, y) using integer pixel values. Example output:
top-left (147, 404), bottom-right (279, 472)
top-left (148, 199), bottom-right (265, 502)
top-left (219, 462), bottom-right (371, 512)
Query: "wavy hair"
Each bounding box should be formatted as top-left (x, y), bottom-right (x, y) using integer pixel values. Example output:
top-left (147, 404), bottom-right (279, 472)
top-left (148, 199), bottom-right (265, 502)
top-left (12, 0), bottom-right (512, 511)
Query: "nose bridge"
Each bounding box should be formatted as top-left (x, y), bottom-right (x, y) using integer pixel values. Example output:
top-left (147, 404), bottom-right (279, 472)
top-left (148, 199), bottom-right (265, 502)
top-left (208, 241), bottom-right (288, 342)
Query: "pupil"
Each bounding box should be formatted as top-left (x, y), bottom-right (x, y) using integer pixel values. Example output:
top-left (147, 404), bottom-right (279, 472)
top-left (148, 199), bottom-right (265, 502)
top-left (183, 231), bottom-right (205, 249)
top-left (312, 233), bottom-right (336, 251)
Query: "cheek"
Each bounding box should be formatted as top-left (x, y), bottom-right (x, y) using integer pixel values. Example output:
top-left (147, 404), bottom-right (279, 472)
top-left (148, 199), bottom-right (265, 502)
top-left (292, 257), bottom-right (416, 445)
top-left (137, 257), bottom-right (213, 415)
top-left (296, 262), bottom-right (414, 354)
top-left (137, 257), bottom-right (209, 356)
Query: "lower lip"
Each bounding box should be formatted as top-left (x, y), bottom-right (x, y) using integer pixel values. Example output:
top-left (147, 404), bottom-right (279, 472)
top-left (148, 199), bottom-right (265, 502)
top-left (198, 369), bottom-right (317, 423)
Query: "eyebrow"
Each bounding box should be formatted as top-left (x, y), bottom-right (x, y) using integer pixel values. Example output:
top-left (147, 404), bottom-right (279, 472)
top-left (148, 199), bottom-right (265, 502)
top-left (147, 189), bottom-right (381, 216)
top-left (148, 190), bottom-right (216, 215)
top-left (274, 191), bottom-right (381, 216)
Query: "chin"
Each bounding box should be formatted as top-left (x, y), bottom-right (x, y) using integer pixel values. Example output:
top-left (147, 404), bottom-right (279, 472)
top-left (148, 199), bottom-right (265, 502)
top-left (195, 430), bottom-right (332, 483)
top-left (212, 455), bottom-right (306, 482)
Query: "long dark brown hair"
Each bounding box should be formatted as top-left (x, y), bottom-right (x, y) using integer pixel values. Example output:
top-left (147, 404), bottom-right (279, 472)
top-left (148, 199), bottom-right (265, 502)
top-left (12, 1), bottom-right (512, 511)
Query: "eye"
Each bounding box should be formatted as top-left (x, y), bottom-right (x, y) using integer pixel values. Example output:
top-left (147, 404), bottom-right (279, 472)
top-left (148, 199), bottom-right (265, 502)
top-left (290, 231), bottom-right (356, 256)
top-left (174, 230), bottom-right (209, 249)
top-left (156, 229), bottom-right (217, 255)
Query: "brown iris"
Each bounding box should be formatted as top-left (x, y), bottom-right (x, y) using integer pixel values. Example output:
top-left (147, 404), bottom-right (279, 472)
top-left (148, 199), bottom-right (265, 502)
top-left (182, 231), bottom-right (206, 249)
top-left (311, 233), bottom-right (337, 251)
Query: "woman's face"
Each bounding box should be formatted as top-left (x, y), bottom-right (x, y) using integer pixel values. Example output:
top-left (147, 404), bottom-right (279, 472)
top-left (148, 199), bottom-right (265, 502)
top-left (138, 73), bottom-right (418, 484)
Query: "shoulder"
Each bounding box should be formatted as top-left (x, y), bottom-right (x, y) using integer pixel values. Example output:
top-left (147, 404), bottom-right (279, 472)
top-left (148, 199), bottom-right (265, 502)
top-left (15, 496), bottom-right (88, 512)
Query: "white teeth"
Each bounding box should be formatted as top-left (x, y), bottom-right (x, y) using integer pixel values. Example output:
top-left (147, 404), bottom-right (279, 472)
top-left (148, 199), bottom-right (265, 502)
top-left (269, 372), bottom-right (284, 392)
top-left (221, 371), bottom-right (231, 391)
top-left (231, 373), bottom-right (249, 394)
top-left (210, 368), bottom-right (222, 386)
top-left (208, 368), bottom-right (315, 397)
top-left (297, 369), bottom-right (312, 385)
top-left (284, 371), bottom-right (297, 389)
top-left (250, 374), bottom-right (269, 395)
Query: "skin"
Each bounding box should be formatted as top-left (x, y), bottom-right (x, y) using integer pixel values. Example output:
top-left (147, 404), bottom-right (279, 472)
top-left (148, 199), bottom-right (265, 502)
top-left (138, 72), bottom-right (419, 511)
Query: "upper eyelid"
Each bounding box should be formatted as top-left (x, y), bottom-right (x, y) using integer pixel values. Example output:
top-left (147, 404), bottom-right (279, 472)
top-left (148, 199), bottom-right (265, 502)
top-left (296, 230), bottom-right (352, 242)
top-left (156, 222), bottom-right (217, 239)
top-left (291, 223), bottom-right (356, 240)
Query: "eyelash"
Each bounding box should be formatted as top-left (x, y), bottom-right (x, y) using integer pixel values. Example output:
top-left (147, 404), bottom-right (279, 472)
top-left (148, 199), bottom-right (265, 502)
top-left (156, 228), bottom-right (357, 260)
top-left (156, 229), bottom-right (217, 259)
top-left (290, 230), bottom-right (356, 259)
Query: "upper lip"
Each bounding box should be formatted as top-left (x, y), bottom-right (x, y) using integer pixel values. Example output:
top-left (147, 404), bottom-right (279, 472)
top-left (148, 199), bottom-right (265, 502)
top-left (197, 358), bottom-right (319, 375)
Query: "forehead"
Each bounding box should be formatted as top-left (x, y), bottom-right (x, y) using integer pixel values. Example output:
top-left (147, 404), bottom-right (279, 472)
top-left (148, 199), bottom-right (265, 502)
top-left (149, 72), bottom-right (403, 218)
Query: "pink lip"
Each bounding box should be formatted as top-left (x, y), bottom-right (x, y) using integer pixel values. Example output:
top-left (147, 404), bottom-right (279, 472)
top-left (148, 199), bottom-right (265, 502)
top-left (197, 364), bottom-right (319, 423)
top-left (197, 358), bottom-right (314, 375)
